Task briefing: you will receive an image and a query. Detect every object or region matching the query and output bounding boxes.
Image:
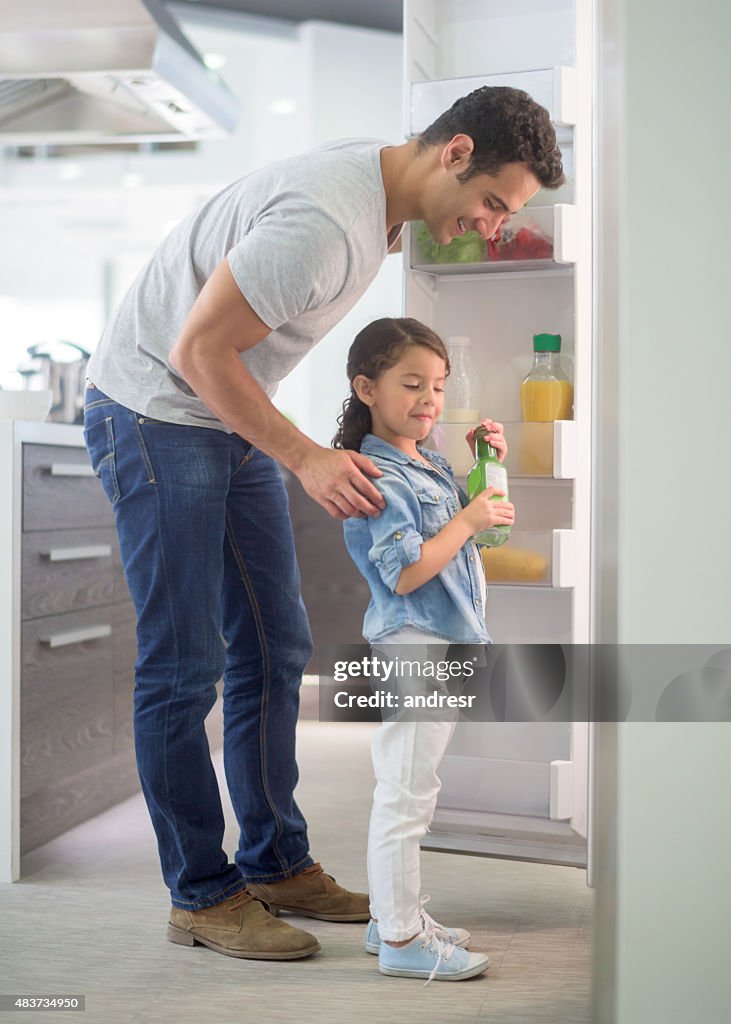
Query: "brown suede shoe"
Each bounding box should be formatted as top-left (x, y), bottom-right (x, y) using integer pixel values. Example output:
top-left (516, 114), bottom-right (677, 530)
top-left (167, 889), bottom-right (321, 960)
top-left (246, 862), bottom-right (370, 922)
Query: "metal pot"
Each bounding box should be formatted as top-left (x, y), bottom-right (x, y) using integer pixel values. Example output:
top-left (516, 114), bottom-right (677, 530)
top-left (24, 341), bottom-right (91, 424)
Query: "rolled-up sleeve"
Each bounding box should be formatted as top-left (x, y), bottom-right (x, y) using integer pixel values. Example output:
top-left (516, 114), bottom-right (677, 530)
top-left (366, 470), bottom-right (423, 593)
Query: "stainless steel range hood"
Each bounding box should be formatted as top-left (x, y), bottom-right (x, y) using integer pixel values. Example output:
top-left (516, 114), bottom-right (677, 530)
top-left (0, 0), bottom-right (240, 145)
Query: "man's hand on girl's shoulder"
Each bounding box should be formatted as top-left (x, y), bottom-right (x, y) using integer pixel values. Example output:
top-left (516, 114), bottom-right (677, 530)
top-left (296, 447), bottom-right (385, 521)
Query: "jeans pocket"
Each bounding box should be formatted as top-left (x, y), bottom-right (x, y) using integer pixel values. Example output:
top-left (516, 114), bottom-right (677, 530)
top-left (83, 415), bottom-right (120, 504)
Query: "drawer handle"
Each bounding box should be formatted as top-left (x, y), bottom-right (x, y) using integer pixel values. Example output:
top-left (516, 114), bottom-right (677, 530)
top-left (40, 624), bottom-right (112, 648)
top-left (42, 544), bottom-right (113, 562)
top-left (48, 462), bottom-right (95, 478)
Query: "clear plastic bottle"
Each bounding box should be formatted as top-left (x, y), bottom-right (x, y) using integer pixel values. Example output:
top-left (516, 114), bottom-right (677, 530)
top-left (467, 425), bottom-right (511, 548)
top-left (442, 336), bottom-right (480, 423)
top-left (520, 333), bottom-right (573, 421)
top-left (431, 336), bottom-right (482, 475)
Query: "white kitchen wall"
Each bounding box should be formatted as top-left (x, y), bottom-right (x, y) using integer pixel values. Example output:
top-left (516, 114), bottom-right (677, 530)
top-left (272, 21), bottom-right (403, 442)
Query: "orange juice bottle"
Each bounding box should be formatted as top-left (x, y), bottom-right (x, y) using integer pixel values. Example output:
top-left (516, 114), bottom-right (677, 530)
top-left (520, 333), bottom-right (573, 421)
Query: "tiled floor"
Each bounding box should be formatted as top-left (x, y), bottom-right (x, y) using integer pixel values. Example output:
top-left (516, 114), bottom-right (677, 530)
top-left (1, 722), bottom-right (592, 1024)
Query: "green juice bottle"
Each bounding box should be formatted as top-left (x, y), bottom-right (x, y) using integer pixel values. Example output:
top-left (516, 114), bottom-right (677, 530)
top-left (467, 425), bottom-right (511, 548)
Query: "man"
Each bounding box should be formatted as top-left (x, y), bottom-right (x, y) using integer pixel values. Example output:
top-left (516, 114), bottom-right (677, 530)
top-left (83, 86), bottom-right (564, 962)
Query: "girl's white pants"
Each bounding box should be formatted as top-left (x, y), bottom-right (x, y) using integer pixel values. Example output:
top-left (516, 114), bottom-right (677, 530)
top-left (366, 630), bottom-right (458, 942)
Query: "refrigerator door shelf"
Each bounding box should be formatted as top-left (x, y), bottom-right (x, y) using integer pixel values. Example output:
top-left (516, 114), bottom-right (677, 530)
top-left (428, 421), bottom-right (577, 479)
top-left (481, 529), bottom-right (576, 589)
top-left (504, 420), bottom-right (577, 479)
top-left (410, 205), bottom-right (577, 276)
top-left (410, 67), bottom-right (577, 134)
top-left (552, 529), bottom-right (576, 588)
top-left (550, 759), bottom-right (575, 819)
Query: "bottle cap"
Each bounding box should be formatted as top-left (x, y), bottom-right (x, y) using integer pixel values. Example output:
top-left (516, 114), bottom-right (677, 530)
top-left (474, 425), bottom-right (497, 456)
top-left (533, 333), bottom-right (561, 352)
top-left (446, 336), bottom-right (470, 347)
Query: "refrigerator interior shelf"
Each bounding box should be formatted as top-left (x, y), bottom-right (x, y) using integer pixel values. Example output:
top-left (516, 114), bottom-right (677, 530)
top-left (411, 262), bottom-right (574, 278)
top-left (410, 67), bottom-right (577, 134)
top-left (410, 205), bottom-right (576, 275)
top-left (481, 529), bottom-right (576, 589)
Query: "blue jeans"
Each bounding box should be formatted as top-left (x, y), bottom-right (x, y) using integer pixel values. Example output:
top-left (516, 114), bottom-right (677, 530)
top-left (83, 386), bottom-right (314, 909)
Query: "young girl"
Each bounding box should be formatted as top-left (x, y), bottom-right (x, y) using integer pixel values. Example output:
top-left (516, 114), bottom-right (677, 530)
top-left (334, 317), bottom-right (515, 983)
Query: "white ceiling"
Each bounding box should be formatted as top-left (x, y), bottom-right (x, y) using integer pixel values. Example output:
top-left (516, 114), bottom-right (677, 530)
top-left (172, 0), bottom-right (402, 33)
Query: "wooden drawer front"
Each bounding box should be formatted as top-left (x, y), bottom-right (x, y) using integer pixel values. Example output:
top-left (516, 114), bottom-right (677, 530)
top-left (21, 607), bottom-right (115, 797)
top-left (22, 527), bottom-right (117, 621)
top-left (23, 443), bottom-right (114, 532)
top-left (20, 750), bottom-right (141, 856)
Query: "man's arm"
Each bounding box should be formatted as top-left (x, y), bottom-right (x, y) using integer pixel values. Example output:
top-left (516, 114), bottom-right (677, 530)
top-left (169, 258), bottom-right (384, 520)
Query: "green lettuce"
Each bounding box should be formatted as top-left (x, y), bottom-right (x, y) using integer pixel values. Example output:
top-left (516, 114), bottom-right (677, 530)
top-left (416, 222), bottom-right (486, 264)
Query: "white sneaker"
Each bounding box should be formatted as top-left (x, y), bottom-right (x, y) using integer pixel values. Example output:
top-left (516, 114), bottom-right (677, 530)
top-left (378, 926), bottom-right (489, 985)
top-left (364, 895), bottom-right (471, 955)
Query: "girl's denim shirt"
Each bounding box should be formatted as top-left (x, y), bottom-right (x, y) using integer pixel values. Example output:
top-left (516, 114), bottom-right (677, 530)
top-left (343, 433), bottom-right (491, 644)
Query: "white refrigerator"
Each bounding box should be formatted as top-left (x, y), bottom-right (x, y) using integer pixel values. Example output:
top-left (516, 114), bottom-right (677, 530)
top-left (402, 0), bottom-right (594, 873)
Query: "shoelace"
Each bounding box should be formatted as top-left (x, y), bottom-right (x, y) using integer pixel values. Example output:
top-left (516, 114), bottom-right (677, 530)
top-left (300, 862), bottom-right (337, 884)
top-left (419, 895), bottom-right (452, 941)
top-left (420, 924), bottom-right (455, 987)
top-left (226, 890), bottom-right (255, 912)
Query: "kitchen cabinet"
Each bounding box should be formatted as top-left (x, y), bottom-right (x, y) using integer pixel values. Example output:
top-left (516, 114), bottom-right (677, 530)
top-left (0, 422), bottom-right (140, 882)
top-left (403, 0), bottom-right (594, 872)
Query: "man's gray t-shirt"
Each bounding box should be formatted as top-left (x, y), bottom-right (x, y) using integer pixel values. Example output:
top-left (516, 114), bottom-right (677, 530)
top-left (87, 137), bottom-right (401, 431)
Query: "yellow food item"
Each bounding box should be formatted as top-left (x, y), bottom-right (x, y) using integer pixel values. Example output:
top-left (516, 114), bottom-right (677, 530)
top-left (481, 545), bottom-right (549, 583)
top-left (520, 378), bottom-right (573, 421)
top-left (516, 422), bottom-right (553, 476)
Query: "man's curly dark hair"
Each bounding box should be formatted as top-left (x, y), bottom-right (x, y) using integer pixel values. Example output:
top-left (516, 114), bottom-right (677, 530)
top-left (418, 85), bottom-right (565, 190)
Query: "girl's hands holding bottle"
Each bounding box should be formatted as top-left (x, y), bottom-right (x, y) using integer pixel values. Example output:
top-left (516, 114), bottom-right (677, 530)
top-left (465, 418), bottom-right (508, 462)
top-left (459, 488), bottom-right (515, 537)
top-left (460, 417), bottom-right (513, 539)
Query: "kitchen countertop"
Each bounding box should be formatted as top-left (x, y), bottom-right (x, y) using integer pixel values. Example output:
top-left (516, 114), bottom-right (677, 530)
top-left (0, 419), bottom-right (85, 444)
